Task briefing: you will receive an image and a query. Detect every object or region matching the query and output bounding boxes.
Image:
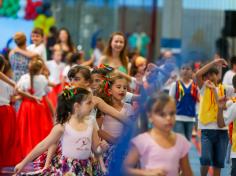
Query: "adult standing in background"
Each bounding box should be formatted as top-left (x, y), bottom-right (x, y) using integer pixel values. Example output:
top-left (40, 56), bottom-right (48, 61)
top-left (54, 28), bottom-right (76, 61)
top-left (100, 32), bottom-right (129, 74)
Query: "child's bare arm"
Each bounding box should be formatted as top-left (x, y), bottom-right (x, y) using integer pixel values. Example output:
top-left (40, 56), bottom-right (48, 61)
top-left (14, 47), bottom-right (38, 58)
top-left (98, 129), bottom-right (117, 144)
top-left (195, 58), bottom-right (227, 88)
top-left (93, 96), bottom-right (125, 124)
top-left (180, 154), bottom-right (193, 176)
top-left (43, 144), bottom-right (58, 169)
top-left (14, 124), bottom-right (64, 174)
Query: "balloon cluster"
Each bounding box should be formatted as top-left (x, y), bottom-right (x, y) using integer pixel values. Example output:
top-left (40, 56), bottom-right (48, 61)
top-left (0, 0), bottom-right (20, 18)
top-left (0, 0), bottom-right (55, 36)
top-left (25, 0), bottom-right (42, 20)
top-left (0, 0), bottom-right (43, 19)
top-left (33, 2), bottom-right (55, 36)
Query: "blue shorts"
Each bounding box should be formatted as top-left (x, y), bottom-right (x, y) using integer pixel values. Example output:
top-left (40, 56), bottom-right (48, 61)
top-left (200, 130), bottom-right (228, 168)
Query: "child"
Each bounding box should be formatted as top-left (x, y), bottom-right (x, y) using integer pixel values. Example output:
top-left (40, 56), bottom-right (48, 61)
top-left (0, 56), bottom-right (40, 166)
top-left (195, 58), bottom-right (234, 176)
top-left (27, 28), bottom-right (47, 62)
top-left (124, 93), bottom-right (192, 176)
top-left (62, 52), bottom-right (83, 83)
top-left (46, 49), bottom-right (65, 109)
top-left (17, 57), bottom-right (53, 159)
top-left (14, 87), bottom-right (104, 175)
top-left (169, 63), bottom-right (198, 141)
top-left (212, 74), bottom-right (236, 176)
top-left (34, 65), bottom-right (127, 171)
top-left (223, 56), bottom-right (236, 86)
top-left (98, 74), bottom-right (134, 170)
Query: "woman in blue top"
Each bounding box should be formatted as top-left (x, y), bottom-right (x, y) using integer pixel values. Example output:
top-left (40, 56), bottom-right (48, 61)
top-left (100, 32), bottom-right (129, 74)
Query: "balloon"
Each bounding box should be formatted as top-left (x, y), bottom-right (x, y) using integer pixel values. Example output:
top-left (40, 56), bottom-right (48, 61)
top-left (44, 16), bottom-right (55, 35)
top-left (36, 6), bottom-right (43, 14)
top-left (44, 9), bottom-right (52, 17)
top-left (45, 16), bottom-right (55, 26)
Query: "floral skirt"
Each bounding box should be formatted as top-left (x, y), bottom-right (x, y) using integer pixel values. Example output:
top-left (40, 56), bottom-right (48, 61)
top-left (21, 156), bottom-right (103, 176)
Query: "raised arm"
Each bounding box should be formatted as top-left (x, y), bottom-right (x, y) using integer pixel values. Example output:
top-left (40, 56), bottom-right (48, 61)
top-left (93, 96), bottom-right (126, 124)
top-left (14, 124), bottom-right (64, 174)
top-left (195, 59), bottom-right (227, 89)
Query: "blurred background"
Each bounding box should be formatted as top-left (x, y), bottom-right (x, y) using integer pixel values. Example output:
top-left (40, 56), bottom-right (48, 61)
top-left (1, 0), bottom-right (236, 64)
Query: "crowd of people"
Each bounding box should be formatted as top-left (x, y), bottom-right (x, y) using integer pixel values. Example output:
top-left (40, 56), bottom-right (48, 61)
top-left (0, 26), bottom-right (235, 176)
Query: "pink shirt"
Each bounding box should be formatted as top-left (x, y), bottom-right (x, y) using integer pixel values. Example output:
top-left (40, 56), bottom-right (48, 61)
top-left (132, 132), bottom-right (191, 176)
top-left (102, 103), bottom-right (133, 138)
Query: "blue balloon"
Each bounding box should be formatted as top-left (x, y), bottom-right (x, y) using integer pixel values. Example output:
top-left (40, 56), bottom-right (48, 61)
top-left (36, 6), bottom-right (43, 14)
top-left (44, 9), bottom-right (52, 17)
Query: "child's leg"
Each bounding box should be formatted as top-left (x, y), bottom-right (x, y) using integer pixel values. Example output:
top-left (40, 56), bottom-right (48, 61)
top-left (184, 122), bottom-right (194, 141)
top-left (212, 130), bottom-right (228, 176)
top-left (231, 158), bottom-right (236, 176)
top-left (200, 130), bottom-right (214, 176)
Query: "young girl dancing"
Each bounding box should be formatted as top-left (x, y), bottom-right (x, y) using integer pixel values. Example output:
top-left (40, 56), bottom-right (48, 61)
top-left (17, 57), bottom-right (53, 159)
top-left (125, 93), bottom-right (193, 176)
top-left (0, 55), bottom-right (43, 166)
top-left (14, 87), bottom-right (105, 175)
top-left (98, 73), bottom-right (134, 171)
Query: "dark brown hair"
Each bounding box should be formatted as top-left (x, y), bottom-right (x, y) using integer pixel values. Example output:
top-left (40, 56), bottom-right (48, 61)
top-left (67, 65), bottom-right (91, 82)
top-left (104, 32), bottom-right (128, 71)
top-left (32, 27), bottom-right (44, 37)
top-left (146, 93), bottom-right (175, 113)
top-left (99, 73), bottom-right (128, 105)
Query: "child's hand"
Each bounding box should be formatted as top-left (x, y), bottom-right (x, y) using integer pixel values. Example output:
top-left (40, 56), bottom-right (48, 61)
top-left (144, 168), bottom-right (166, 176)
top-left (100, 140), bottom-right (109, 152)
top-left (205, 80), bottom-right (216, 89)
top-left (33, 96), bottom-right (42, 104)
top-left (14, 162), bottom-right (25, 174)
top-left (214, 58), bottom-right (228, 67)
top-left (217, 96), bottom-right (227, 109)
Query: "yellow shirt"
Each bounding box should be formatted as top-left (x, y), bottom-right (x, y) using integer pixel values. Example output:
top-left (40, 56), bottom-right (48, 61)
top-left (199, 84), bottom-right (225, 125)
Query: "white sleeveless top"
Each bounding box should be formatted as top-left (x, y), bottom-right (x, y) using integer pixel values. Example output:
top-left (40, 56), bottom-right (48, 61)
top-left (61, 121), bottom-right (94, 160)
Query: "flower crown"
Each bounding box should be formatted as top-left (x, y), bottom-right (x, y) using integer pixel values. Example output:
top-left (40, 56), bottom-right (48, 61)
top-left (94, 64), bottom-right (114, 72)
top-left (62, 83), bottom-right (77, 100)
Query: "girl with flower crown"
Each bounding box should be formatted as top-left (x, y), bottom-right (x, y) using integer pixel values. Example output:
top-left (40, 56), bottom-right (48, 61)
top-left (17, 57), bottom-right (53, 160)
top-left (97, 73), bottom-right (134, 174)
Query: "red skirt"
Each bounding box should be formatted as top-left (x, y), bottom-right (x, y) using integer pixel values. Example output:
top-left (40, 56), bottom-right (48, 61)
top-left (17, 97), bottom-right (53, 159)
top-left (47, 84), bottom-right (62, 110)
top-left (0, 105), bottom-right (20, 166)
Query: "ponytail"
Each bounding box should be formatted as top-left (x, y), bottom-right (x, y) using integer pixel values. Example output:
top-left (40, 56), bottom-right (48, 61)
top-left (56, 87), bottom-right (91, 124)
top-left (28, 57), bottom-right (43, 94)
